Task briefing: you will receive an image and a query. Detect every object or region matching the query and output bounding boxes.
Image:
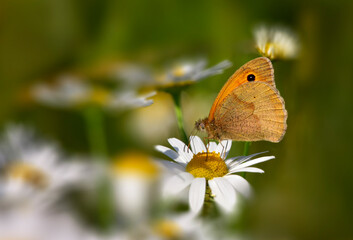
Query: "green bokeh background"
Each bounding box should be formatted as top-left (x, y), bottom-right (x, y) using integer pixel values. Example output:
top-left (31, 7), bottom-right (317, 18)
top-left (1, 0), bottom-right (353, 239)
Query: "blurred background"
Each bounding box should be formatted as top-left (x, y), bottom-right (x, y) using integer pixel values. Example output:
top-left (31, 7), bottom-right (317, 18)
top-left (1, 0), bottom-right (353, 239)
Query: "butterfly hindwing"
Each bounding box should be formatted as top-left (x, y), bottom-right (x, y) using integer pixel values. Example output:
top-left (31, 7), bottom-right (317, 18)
top-left (213, 81), bottom-right (287, 142)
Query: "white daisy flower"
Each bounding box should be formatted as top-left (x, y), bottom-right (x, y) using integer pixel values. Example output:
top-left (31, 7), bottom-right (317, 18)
top-left (155, 136), bottom-right (274, 214)
top-left (0, 207), bottom-right (88, 240)
top-left (0, 125), bottom-right (95, 209)
top-left (147, 212), bottom-right (205, 240)
top-left (111, 151), bottom-right (160, 225)
top-left (113, 63), bottom-right (155, 89)
top-left (111, 59), bottom-right (232, 90)
top-left (160, 59), bottom-right (232, 87)
top-left (107, 90), bottom-right (156, 110)
top-left (32, 74), bottom-right (155, 110)
top-left (32, 75), bottom-right (90, 107)
top-left (254, 25), bottom-right (299, 60)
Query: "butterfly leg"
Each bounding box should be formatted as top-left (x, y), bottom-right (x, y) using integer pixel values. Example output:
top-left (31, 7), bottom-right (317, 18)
top-left (201, 137), bottom-right (211, 161)
top-left (185, 136), bottom-right (194, 154)
top-left (218, 140), bottom-right (229, 159)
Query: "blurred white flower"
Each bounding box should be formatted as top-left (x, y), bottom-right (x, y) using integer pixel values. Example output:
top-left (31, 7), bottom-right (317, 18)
top-left (112, 59), bottom-right (232, 89)
top-left (111, 151), bottom-right (160, 225)
top-left (32, 75), bottom-right (155, 110)
top-left (107, 90), bottom-right (156, 110)
top-left (159, 59), bottom-right (232, 87)
top-left (0, 125), bottom-right (95, 209)
top-left (254, 25), bottom-right (299, 60)
top-left (0, 207), bottom-right (88, 240)
top-left (32, 75), bottom-right (90, 107)
top-left (155, 136), bottom-right (274, 214)
top-left (147, 212), bottom-right (207, 240)
top-left (113, 63), bottom-right (155, 89)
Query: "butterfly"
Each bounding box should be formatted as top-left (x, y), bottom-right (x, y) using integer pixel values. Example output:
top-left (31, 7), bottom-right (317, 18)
top-left (195, 57), bottom-right (287, 142)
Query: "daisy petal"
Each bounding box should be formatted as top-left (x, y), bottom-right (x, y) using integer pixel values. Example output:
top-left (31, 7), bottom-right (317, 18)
top-left (234, 151), bottom-right (269, 165)
top-left (234, 156), bottom-right (274, 169)
top-left (206, 142), bottom-right (217, 152)
top-left (224, 175), bottom-right (252, 198)
top-left (168, 138), bottom-right (193, 163)
top-left (189, 178), bottom-right (206, 213)
top-left (216, 140), bottom-right (232, 158)
top-left (155, 145), bottom-right (186, 164)
top-left (224, 156), bottom-right (242, 165)
top-left (229, 167), bottom-right (265, 174)
top-left (164, 172), bottom-right (194, 196)
top-left (190, 136), bottom-right (206, 154)
top-left (156, 159), bottom-right (186, 173)
top-left (209, 177), bottom-right (236, 213)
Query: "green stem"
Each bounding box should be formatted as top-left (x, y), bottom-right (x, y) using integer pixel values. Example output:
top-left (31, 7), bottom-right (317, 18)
top-left (201, 185), bottom-right (218, 218)
top-left (96, 178), bottom-right (114, 230)
top-left (82, 107), bottom-right (113, 230)
top-left (243, 141), bottom-right (251, 156)
top-left (242, 142), bottom-right (251, 178)
top-left (82, 106), bottom-right (108, 158)
top-left (171, 93), bottom-right (188, 144)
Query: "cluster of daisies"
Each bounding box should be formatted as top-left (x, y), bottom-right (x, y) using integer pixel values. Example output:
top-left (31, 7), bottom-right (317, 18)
top-left (0, 125), bottom-right (273, 240)
top-left (0, 125), bottom-right (209, 240)
top-left (0, 25), bottom-right (298, 240)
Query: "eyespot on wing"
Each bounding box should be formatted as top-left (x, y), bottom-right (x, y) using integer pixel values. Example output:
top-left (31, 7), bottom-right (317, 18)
top-left (208, 57), bottom-right (275, 122)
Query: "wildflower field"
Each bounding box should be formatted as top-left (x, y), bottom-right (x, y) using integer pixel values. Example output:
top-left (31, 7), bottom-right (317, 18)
top-left (0, 0), bottom-right (352, 239)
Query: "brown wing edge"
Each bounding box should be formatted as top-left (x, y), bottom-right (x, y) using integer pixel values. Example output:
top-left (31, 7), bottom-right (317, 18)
top-left (268, 84), bottom-right (288, 143)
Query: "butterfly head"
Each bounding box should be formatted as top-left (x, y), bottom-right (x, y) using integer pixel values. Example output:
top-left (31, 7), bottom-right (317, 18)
top-left (195, 118), bottom-right (208, 132)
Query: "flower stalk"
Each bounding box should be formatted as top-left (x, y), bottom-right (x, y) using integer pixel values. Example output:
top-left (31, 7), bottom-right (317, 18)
top-left (171, 92), bottom-right (188, 144)
top-left (201, 185), bottom-right (218, 218)
top-left (82, 106), bottom-right (108, 158)
top-left (242, 142), bottom-right (252, 178)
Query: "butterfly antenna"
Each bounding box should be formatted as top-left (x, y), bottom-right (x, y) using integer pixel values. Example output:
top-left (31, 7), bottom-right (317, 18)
top-left (184, 127), bottom-right (197, 153)
top-left (219, 140), bottom-right (228, 159)
top-left (206, 138), bottom-right (210, 161)
top-left (223, 140), bottom-right (229, 159)
top-left (201, 137), bottom-right (210, 161)
top-left (187, 126), bottom-right (199, 154)
top-left (186, 135), bottom-right (193, 153)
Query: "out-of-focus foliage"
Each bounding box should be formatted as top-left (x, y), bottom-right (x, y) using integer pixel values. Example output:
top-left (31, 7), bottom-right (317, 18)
top-left (1, 0), bottom-right (353, 239)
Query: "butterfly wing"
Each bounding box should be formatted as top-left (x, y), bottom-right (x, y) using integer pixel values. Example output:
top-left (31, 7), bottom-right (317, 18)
top-left (209, 57), bottom-right (275, 122)
top-left (213, 81), bottom-right (287, 142)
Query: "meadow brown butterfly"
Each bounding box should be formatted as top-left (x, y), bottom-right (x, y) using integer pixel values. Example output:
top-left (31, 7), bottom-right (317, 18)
top-left (195, 57), bottom-right (287, 142)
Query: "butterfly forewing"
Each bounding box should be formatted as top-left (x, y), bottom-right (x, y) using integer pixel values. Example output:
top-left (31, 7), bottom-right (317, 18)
top-left (208, 57), bottom-right (275, 122)
top-left (213, 81), bottom-right (287, 142)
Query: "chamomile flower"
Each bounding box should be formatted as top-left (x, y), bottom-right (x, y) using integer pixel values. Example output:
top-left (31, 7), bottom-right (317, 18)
top-left (32, 75), bottom-right (90, 107)
top-left (0, 125), bottom-right (94, 209)
top-left (148, 212), bottom-right (205, 240)
top-left (158, 59), bottom-right (232, 89)
top-left (254, 25), bottom-right (299, 60)
top-left (31, 74), bottom-right (155, 110)
top-left (0, 207), bottom-right (88, 240)
top-left (111, 151), bottom-right (160, 225)
top-left (113, 63), bottom-right (155, 89)
top-left (112, 59), bottom-right (232, 90)
top-left (155, 136), bottom-right (274, 214)
top-left (107, 90), bottom-right (156, 110)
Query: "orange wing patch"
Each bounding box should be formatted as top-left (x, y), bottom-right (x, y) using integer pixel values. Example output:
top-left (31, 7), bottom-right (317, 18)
top-left (208, 57), bottom-right (274, 122)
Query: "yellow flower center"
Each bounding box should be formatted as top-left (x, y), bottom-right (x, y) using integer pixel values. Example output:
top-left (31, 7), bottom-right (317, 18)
top-left (7, 162), bottom-right (48, 189)
top-left (186, 152), bottom-right (228, 180)
top-left (172, 65), bottom-right (188, 77)
top-left (112, 152), bottom-right (160, 179)
top-left (90, 87), bottom-right (110, 105)
top-left (153, 220), bottom-right (182, 239)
